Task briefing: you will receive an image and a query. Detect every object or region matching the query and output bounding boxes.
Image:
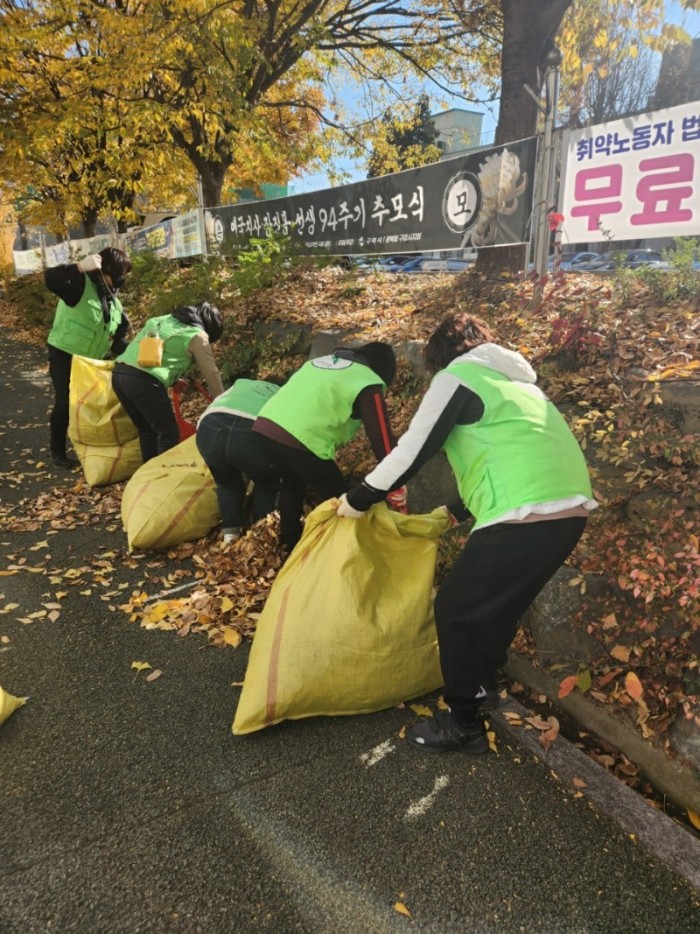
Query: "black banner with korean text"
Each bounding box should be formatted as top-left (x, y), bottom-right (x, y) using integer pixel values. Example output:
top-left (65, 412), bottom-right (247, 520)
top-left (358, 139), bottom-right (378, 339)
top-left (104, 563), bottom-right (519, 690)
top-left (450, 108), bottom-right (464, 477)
top-left (204, 137), bottom-right (537, 256)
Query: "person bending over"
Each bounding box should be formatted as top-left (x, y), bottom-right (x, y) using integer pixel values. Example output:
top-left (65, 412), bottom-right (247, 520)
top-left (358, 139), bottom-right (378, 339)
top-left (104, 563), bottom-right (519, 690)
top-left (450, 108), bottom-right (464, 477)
top-left (196, 377), bottom-right (284, 545)
top-left (112, 302), bottom-right (224, 462)
top-left (337, 313), bottom-right (597, 755)
top-left (252, 341), bottom-right (405, 552)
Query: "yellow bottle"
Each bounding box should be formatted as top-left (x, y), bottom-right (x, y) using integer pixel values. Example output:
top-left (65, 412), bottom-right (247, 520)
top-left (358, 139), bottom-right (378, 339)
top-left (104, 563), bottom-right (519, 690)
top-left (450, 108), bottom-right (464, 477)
top-left (137, 324), bottom-right (164, 368)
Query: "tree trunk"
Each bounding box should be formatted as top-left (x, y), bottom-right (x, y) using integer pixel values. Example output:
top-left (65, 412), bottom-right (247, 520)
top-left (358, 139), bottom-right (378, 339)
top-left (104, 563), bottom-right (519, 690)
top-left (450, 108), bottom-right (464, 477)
top-left (476, 0), bottom-right (574, 276)
top-left (82, 208), bottom-right (98, 239)
top-left (169, 126), bottom-right (232, 207)
top-left (199, 161), bottom-right (230, 208)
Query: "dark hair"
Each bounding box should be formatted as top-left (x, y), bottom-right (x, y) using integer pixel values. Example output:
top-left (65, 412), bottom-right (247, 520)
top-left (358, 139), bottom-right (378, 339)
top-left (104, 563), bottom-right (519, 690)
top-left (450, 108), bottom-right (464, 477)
top-left (350, 341), bottom-right (396, 386)
top-left (99, 247), bottom-right (132, 284)
top-left (196, 301), bottom-right (223, 343)
top-left (423, 313), bottom-right (494, 374)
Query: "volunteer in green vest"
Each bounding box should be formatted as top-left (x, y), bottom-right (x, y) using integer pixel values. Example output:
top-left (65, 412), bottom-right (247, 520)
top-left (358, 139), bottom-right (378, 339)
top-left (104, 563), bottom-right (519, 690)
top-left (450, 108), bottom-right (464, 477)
top-left (196, 378), bottom-right (284, 545)
top-left (337, 313), bottom-right (598, 755)
top-left (45, 248), bottom-right (132, 468)
top-left (113, 302), bottom-right (225, 462)
top-left (253, 342), bottom-right (405, 552)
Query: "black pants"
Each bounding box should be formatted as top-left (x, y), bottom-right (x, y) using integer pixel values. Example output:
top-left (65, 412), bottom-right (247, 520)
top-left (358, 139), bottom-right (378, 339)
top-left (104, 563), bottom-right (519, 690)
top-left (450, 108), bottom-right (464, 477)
top-left (437, 517), bottom-right (587, 724)
top-left (112, 363), bottom-right (179, 463)
top-left (48, 344), bottom-right (73, 456)
top-left (196, 413), bottom-right (280, 530)
top-left (256, 435), bottom-right (348, 550)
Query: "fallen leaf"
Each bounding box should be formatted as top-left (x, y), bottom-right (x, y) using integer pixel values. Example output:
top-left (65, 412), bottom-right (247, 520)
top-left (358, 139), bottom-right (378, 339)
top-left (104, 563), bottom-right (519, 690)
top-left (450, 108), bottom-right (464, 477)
top-left (572, 777), bottom-right (588, 788)
top-left (131, 661), bottom-right (152, 673)
top-left (409, 704), bottom-right (432, 718)
top-left (222, 628), bottom-right (242, 648)
top-left (539, 717), bottom-right (560, 750)
top-left (610, 645), bottom-right (631, 663)
top-left (394, 902), bottom-right (412, 919)
top-left (597, 668), bottom-right (623, 687)
top-left (577, 669), bottom-right (592, 694)
top-left (524, 715), bottom-right (551, 731)
top-left (558, 674), bottom-right (579, 698)
top-left (625, 671), bottom-right (643, 699)
top-left (688, 810), bottom-right (700, 831)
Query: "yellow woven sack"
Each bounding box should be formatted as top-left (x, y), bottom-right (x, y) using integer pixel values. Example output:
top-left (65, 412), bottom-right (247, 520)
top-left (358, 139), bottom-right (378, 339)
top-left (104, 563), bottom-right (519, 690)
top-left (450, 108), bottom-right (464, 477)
top-left (72, 438), bottom-right (144, 487)
top-left (232, 501), bottom-right (450, 735)
top-left (69, 356), bottom-right (138, 447)
top-left (121, 434), bottom-right (219, 551)
top-left (0, 685), bottom-right (27, 727)
top-left (68, 356), bottom-right (143, 486)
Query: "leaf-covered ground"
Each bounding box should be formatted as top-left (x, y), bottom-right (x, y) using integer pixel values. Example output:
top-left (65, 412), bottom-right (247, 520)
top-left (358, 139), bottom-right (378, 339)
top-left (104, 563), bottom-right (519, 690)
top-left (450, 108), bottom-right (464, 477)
top-left (1, 261), bottom-right (698, 769)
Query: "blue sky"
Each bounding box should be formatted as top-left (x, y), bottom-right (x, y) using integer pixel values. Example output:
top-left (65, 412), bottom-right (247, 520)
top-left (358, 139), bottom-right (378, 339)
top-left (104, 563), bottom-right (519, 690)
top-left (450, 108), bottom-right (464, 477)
top-left (294, 1), bottom-right (700, 194)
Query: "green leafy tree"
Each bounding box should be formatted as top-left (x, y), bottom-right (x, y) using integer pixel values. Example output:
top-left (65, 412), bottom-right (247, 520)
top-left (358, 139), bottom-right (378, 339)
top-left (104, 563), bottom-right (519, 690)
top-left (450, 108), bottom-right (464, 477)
top-left (367, 95), bottom-right (441, 178)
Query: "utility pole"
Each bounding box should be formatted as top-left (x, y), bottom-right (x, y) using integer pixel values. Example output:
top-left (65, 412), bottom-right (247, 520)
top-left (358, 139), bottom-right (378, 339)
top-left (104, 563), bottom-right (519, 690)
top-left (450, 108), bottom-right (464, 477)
top-left (195, 174), bottom-right (208, 260)
top-left (529, 43), bottom-right (563, 278)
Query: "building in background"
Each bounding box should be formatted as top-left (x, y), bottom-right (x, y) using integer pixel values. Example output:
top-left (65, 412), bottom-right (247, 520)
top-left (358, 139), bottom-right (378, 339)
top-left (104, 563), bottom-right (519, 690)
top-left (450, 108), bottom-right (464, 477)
top-left (232, 183), bottom-right (294, 203)
top-left (432, 108), bottom-right (485, 159)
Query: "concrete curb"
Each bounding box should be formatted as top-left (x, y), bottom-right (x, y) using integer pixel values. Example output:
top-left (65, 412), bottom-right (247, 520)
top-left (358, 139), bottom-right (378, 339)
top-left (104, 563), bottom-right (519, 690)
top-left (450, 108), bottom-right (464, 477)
top-left (503, 652), bottom-right (700, 815)
top-left (491, 694), bottom-right (700, 893)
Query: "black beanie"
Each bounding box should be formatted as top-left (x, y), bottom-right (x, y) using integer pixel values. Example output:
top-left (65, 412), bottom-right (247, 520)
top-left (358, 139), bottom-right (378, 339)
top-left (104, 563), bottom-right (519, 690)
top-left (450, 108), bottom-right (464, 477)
top-left (354, 341), bottom-right (396, 386)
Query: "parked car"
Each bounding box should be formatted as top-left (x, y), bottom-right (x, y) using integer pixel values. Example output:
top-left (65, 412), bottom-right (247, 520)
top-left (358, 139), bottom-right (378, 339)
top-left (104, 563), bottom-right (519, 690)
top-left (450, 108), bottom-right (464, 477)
top-left (395, 256), bottom-right (473, 273)
top-left (550, 251), bottom-right (600, 272)
top-left (575, 249), bottom-right (665, 272)
top-left (359, 254), bottom-right (421, 272)
top-left (373, 254), bottom-right (417, 268)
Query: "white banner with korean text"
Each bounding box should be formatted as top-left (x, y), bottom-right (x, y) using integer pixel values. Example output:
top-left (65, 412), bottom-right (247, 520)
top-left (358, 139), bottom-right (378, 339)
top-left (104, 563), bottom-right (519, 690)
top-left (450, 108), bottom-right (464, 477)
top-left (559, 101), bottom-right (700, 243)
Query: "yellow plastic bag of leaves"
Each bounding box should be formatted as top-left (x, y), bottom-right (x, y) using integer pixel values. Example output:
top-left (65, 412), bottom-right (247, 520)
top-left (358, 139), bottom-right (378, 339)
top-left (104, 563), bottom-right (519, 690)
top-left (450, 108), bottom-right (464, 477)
top-left (68, 355), bottom-right (142, 486)
top-left (232, 501), bottom-right (450, 735)
top-left (121, 434), bottom-right (219, 551)
top-left (0, 685), bottom-right (27, 727)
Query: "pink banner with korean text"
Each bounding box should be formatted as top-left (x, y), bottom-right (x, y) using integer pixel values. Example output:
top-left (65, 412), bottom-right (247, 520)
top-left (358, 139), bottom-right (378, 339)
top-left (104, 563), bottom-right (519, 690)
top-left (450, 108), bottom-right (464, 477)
top-left (559, 101), bottom-right (700, 243)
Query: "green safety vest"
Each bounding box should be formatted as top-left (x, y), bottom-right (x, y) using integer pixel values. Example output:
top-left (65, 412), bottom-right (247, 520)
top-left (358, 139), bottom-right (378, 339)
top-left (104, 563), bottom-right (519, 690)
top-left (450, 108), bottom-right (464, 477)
top-left (201, 379), bottom-right (279, 420)
top-left (257, 355), bottom-right (384, 459)
top-left (117, 315), bottom-right (202, 388)
top-left (442, 359), bottom-right (593, 529)
top-left (48, 276), bottom-right (122, 359)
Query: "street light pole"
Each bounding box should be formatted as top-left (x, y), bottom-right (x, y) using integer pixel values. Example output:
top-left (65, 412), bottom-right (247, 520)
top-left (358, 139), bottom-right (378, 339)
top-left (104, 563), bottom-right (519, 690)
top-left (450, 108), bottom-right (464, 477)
top-left (195, 174), bottom-right (208, 260)
top-left (534, 44), bottom-right (563, 278)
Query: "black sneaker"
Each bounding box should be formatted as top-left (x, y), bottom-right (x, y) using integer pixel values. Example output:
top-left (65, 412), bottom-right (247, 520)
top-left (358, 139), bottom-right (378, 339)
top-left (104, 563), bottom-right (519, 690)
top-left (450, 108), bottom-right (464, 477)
top-left (407, 709), bottom-right (488, 755)
top-left (50, 452), bottom-right (79, 469)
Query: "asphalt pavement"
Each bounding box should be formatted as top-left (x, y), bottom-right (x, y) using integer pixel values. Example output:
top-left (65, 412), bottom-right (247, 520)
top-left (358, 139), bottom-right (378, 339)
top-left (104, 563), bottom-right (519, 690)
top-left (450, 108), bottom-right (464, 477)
top-left (1, 334), bottom-right (700, 933)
